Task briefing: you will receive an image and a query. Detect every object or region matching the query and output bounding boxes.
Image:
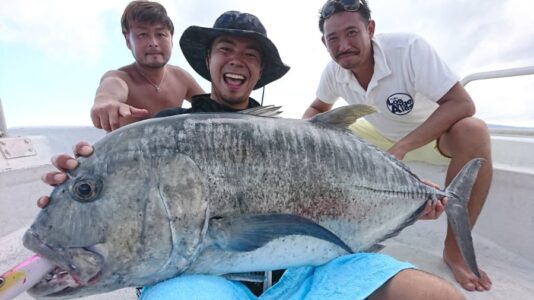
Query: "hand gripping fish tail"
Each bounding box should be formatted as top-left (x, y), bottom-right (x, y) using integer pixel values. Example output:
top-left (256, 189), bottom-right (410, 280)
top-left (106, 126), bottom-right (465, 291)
top-left (443, 158), bottom-right (484, 278)
top-left (0, 255), bottom-right (55, 300)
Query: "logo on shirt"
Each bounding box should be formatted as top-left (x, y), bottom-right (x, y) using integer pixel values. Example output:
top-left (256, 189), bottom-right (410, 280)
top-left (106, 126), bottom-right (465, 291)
top-left (386, 93), bottom-right (413, 115)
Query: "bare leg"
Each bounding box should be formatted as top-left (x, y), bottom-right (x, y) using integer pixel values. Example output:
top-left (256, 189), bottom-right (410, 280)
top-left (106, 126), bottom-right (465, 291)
top-left (369, 269), bottom-right (465, 300)
top-left (438, 117), bottom-right (493, 291)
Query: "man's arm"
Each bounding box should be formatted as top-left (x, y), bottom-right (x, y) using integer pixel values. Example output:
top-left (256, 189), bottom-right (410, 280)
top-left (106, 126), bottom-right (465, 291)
top-left (302, 98), bottom-right (334, 119)
top-left (91, 73), bottom-right (149, 132)
top-left (388, 82), bottom-right (475, 160)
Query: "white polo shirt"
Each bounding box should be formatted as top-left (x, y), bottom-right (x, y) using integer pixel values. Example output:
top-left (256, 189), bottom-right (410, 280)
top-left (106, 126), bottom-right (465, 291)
top-left (316, 33), bottom-right (459, 141)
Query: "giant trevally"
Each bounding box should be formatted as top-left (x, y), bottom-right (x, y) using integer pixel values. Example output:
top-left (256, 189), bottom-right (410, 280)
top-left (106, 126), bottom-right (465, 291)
top-left (20, 104), bottom-right (482, 299)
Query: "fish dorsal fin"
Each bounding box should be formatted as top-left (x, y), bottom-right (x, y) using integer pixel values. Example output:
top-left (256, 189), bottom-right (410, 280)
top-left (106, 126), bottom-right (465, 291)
top-left (310, 104), bottom-right (376, 128)
top-left (239, 105), bottom-right (283, 117)
top-left (208, 213), bottom-right (352, 254)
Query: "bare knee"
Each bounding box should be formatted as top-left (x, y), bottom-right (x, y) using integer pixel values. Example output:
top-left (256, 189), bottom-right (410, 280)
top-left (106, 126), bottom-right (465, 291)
top-left (448, 117), bottom-right (489, 144)
top-left (369, 269), bottom-right (465, 300)
top-left (440, 117), bottom-right (491, 158)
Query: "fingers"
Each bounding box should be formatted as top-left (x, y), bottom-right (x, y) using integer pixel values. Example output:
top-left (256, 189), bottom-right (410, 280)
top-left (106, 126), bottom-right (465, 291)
top-left (129, 106), bottom-right (150, 118)
top-left (38, 172), bottom-right (66, 209)
top-left (90, 110), bottom-right (102, 130)
top-left (419, 200), bottom-right (433, 220)
top-left (91, 106), bottom-right (116, 132)
top-left (38, 141), bottom-right (94, 209)
top-left (419, 199), bottom-right (446, 220)
top-left (51, 154), bottom-right (78, 172)
top-left (37, 196), bottom-right (50, 208)
top-left (50, 142), bottom-right (94, 172)
top-left (41, 171), bottom-right (67, 185)
top-left (118, 103), bottom-right (133, 118)
top-left (433, 199), bottom-right (445, 218)
top-left (72, 141), bottom-right (94, 158)
top-left (92, 105), bottom-right (119, 132)
top-left (441, 196), bottom-right (448, 207)
top-left (92, 103), bottom-right (147, 132)
top-left (108, 109), bottom-right (121, 132)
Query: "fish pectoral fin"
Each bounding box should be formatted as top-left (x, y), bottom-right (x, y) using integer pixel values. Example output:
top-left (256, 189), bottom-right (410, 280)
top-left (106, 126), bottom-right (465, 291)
top-left (365, 243), bottom-right (385, 253)
top-left (310, 104), bottom-right (377, 128)
top-left (208, 213), bottom-right (353, 253)
top-left (222, 272), bottom-right (267, 282)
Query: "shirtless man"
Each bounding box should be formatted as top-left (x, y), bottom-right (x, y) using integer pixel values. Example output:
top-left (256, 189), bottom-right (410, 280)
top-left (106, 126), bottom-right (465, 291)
top-left (91, 0), bottom-right (204, 132)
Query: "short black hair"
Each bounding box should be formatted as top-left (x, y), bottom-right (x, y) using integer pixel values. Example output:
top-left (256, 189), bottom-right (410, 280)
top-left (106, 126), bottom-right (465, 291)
top-left (318, 0), bottom-right (372, 34)
top-left (121, 1), bottom-right (174, 36)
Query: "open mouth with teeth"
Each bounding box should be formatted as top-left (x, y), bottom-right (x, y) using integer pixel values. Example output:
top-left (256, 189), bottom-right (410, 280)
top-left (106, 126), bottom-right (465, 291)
top-left (224, 73), bottom-right (246, 88)
top-left (28, 266), bottom-right (100, 297)
top-left (23, 230), bottom-right (104, 297)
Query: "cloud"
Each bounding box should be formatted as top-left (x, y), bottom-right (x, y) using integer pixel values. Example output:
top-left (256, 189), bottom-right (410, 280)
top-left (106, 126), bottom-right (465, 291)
top-left (0, 0), bottom-right (126, 63)
top-left (1, 0), bottom-right (532, 127)
top-left (370, 0), bottom-right (534, 74)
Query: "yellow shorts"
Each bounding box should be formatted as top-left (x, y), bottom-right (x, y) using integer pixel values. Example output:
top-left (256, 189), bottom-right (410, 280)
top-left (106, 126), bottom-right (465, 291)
top-left (348, 119), bottom-right (451, 166)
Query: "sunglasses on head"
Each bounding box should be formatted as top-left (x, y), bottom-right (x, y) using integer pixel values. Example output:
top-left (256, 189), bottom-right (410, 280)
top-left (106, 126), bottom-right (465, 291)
top-left (320, 0), bottom-right (364, 20)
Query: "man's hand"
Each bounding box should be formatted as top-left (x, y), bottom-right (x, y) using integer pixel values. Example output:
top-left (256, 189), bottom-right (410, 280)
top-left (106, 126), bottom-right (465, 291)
top-left (37, 142), bottom-right (95, 208)
top-left (419, 198), bottom-right (447, 220)
top-left (387, 142), bottom-right (410, 160)
top-left (92, 75), bottom-right (149, 132)
top-left (418, 179), bottom-right (448, 220)
top-left (91, 101), bottom-right (149, 132)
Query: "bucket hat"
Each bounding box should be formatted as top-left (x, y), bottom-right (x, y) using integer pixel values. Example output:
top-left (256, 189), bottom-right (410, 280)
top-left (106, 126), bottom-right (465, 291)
top-left (180, 11), bottom-right (290, 89)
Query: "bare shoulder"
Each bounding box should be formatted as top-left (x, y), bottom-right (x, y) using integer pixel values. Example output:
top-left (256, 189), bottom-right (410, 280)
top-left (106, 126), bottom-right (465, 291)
top-left (165, 64), bottom-right (204, 98)
top-left (166, 64), bottom-right (196, 80)
top-left (100, 65), bottom-right (136, 82)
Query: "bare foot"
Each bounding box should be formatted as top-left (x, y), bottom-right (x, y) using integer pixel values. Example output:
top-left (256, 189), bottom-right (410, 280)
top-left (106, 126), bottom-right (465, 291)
top-left (443, 248), bottom-right (492, 291)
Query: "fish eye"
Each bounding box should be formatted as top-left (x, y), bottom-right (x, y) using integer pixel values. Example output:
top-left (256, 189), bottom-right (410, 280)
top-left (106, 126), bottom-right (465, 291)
top-left (71, 177), bottom-right (101, 203)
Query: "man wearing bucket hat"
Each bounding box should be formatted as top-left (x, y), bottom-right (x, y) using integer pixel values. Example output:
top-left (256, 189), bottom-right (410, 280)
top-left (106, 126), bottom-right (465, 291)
top-left (155, 10), bottom-right (289, 117)
top-left (37, 10), bottom-right (463, 300)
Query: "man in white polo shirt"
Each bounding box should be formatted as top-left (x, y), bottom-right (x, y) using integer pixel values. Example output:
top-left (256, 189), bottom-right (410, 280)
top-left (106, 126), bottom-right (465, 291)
top-left (303, 0), bottom-right (493, 292)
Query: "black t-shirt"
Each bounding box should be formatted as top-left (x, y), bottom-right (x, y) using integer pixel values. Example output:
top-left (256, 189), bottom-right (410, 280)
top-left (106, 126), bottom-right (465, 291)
top-left (154, 94), bottom-right (261, 117)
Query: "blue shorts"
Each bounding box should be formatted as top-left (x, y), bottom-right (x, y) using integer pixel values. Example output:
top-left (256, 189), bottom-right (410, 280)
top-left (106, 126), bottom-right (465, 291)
top-left (140, 253), bottom-right (414, 300)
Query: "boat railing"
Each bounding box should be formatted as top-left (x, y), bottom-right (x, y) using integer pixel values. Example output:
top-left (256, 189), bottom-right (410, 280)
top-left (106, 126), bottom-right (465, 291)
top-left (460, 66), bottom-right (534, 175)
top-left (461, 66), bottom-right (534, 137)
top-left (460, 65), bottom-right (534, 86)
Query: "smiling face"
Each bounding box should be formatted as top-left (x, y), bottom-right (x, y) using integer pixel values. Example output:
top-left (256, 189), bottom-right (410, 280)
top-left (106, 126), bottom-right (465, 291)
top-left (322, 11), bottom-right (375, 72)
top-left (207, 35), bottom-right (263, 109)
top-left (126, 21), bottom-right (173, 69)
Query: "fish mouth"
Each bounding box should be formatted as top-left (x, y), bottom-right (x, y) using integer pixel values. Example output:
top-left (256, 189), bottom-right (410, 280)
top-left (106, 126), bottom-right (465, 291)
top-left (23, 230), bottom-right (104, 297)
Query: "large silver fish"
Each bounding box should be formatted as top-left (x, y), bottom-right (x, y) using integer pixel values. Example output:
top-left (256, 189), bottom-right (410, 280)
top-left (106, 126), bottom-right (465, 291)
top-left (22, 105), bottom-right (482, 299)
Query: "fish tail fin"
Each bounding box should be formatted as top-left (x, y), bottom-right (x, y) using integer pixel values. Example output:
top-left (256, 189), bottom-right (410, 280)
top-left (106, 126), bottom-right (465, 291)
top-left (444, 158), bottom-right (484, 278)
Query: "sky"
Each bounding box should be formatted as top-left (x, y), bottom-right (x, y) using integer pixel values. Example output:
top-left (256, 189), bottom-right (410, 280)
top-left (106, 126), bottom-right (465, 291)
top-left (1, 0), bottom-right (533, 128)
